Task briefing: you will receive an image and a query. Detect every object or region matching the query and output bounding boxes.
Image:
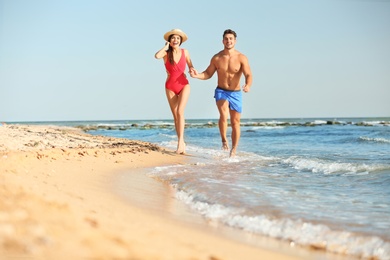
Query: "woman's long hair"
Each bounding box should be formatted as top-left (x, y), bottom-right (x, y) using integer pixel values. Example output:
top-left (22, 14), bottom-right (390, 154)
top-left (166, 34), bottom-right (182, 65)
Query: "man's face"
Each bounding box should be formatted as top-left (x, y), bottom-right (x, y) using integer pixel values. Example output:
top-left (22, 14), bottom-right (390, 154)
top-left (223, 34), bottom-right (236, 49)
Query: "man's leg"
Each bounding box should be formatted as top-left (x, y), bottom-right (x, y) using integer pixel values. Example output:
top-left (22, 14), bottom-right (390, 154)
top-left (229, 109), bottom-right (241, 157)
top-left (216, 99), bottom-right (230, 151)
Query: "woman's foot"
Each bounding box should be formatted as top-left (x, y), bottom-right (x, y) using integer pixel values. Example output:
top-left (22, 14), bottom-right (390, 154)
top-left (176, 142), bottom-right (186, 154)
top-left (222, 141), bottom-right (229, 151)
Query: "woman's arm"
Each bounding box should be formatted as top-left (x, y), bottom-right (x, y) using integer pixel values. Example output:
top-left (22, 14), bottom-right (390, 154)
top-left (154, 42), bottom-right (170, 59)
top-left (184, 49), bottom-right (195, 73)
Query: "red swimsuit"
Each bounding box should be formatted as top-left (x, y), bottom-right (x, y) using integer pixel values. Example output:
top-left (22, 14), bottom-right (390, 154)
top-left (164, 49), bottom-right (189, 95)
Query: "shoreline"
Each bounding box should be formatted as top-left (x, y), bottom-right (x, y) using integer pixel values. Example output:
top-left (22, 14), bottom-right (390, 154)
top-left (113, 167), bottom-right (339, 260)
top-left (0, 124), bottom-right (321, 259)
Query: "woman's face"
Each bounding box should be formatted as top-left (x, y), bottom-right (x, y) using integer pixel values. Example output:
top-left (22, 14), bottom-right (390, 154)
top-left (169, 34), bottom-right (182, 47)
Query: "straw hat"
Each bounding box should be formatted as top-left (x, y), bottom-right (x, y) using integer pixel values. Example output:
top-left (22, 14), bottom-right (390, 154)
top-left (164, 29), bottom-right (188, 43)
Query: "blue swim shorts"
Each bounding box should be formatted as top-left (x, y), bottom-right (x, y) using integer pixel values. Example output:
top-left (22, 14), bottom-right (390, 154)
top-left (214, 87), bottom-right (242, 113)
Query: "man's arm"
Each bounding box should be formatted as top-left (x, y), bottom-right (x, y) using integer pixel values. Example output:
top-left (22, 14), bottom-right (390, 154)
top-left (241, 55), bottom-right (252, 92)
top-left (190, 57), bottom-right (217, 80)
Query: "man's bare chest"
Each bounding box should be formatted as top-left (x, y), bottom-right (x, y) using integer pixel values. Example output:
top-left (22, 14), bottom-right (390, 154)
top-left (216, 57), bottom-right (241, 73)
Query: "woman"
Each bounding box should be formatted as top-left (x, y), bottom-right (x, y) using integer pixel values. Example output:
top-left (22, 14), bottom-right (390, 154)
top-left (155, 29), bottom-right (195, 154)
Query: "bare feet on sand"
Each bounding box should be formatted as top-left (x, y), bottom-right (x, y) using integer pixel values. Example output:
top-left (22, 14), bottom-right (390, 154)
top-left (176, 142), bottom-right (186, 154)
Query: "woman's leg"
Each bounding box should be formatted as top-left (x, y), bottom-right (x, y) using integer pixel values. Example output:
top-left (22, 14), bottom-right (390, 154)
top-left (166, 89), bottom-right (179, 138)
top-left (165, 85), bottom-right (190, 153)
top-left (175, 85), bottom-right (190, 153)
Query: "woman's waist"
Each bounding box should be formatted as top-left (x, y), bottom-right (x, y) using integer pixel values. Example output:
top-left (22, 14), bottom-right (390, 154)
top-left (166, 72), bottom-right (187, 79)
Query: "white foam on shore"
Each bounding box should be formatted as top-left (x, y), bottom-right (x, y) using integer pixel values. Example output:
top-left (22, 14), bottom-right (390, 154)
top-left (175, 188), bottom-right (390, 260)
top-left (282, 156), bottom-right (389, 174)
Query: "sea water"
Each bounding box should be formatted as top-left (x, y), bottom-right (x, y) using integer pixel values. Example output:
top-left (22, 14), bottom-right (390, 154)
top-left (20, 118), bottom-right (390, 259)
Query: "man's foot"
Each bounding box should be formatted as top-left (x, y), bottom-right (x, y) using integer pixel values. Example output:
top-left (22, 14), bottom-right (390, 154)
top-left (229, 147), bottom-right (237, 157)
top-left (176, 142), bottom-right (186, 155)
top-left (222, 141), bottom-right (229, 151)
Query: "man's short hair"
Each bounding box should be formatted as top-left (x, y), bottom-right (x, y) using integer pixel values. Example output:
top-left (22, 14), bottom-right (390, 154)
top-left (223, 29), bottom-right (237, 38)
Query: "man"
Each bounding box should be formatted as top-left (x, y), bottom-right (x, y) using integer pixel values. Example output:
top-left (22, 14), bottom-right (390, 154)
top-left (190, 29), bottom-right (253, 157)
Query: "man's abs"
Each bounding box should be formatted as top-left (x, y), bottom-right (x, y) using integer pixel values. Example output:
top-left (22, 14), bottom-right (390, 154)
top-left (216, 74), bottom-right (241, 91)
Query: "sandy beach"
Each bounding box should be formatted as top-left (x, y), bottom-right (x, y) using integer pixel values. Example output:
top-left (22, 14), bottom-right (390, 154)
top-left (0, 124), bottom-right (316, 260)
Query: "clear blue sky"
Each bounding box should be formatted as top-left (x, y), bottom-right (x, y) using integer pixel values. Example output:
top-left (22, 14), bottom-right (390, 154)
top-left (1, 0), bottom-right (389, 122)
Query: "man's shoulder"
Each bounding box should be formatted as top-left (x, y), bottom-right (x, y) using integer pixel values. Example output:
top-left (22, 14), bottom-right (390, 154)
top-left (234, 50), bottom-right (246, 57)
top-left (237, 51), bottom-right (249, 61)
top-left (212, 50), bottom-right (225, 58)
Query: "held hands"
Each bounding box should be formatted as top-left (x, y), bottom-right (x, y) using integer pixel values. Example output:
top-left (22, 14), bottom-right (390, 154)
top-left (189, 67), bottom-right (198, 78)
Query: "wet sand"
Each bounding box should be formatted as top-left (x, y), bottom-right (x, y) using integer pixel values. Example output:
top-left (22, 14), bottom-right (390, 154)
top-left (0, 124), bottom-right (318, 259)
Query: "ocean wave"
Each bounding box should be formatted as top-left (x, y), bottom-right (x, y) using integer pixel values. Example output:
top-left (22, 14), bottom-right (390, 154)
top-left (175, 189), bottom-right (390, 259)
top-left (249, 126), bottom-right (286, 130)
top-left (282, 156), bottom-right (388, 174)
top-left (359, 136), bottom-right (390, 144)
top-left (72, 118), bottom-right (390, 132)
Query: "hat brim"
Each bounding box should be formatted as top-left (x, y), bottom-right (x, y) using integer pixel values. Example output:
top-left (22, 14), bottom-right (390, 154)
top-left (164, 29), bottom-right (188, 43)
